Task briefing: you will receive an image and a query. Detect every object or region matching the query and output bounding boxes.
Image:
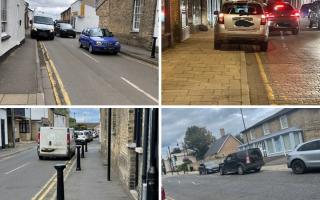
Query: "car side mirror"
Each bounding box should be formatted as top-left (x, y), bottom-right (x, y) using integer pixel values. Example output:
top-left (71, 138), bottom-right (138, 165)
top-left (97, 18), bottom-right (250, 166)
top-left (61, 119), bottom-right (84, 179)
top-left (30, 20), bottom-right (33, 24)
top-left (214, 11), bottom-right (219, 15)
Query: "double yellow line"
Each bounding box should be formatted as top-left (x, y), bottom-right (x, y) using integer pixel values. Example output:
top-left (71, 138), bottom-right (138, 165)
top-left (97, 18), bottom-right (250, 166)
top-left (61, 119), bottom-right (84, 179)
top-left (39, 42), bottom-right (72, 105)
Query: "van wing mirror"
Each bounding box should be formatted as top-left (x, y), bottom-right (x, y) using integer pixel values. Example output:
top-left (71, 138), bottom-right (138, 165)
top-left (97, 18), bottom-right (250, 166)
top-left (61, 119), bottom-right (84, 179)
top-left (30, 20), bottom-right (33, 24)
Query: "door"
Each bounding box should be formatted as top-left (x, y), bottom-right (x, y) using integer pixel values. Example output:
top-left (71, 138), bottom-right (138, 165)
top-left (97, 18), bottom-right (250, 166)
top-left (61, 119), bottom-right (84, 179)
top-left (298, 141), bottom-right (320, 167)
top-left (1, 119), bottom-right (5, 148)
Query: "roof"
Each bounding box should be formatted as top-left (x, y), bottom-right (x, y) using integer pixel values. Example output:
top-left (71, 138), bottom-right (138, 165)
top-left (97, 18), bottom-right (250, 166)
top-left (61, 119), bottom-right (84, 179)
top-left (239, 127), bottom-right (302, 147)
top-left (205, 134), bottom-right (240, 158)
top-left (241, 108), bottom-right (298, 133)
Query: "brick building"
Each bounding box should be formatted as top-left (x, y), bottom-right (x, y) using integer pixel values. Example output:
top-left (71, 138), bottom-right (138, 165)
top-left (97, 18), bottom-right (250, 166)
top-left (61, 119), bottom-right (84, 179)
top-left (239, 108), bottom-right (320, 157)
top-left (96, 0), bottom-right (158, 50)
top-left (60, 7), bottom-right (71, 23)
top-left (100, 108), bottom-right (158, 200)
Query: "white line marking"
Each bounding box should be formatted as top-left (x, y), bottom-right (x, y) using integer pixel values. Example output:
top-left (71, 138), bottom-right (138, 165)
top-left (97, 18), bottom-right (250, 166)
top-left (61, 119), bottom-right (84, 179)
top-left (121, 77), bottom-right (158, 103)
top-left (81, 51), bottom-right (99, 63)
top-left (178, 180), bottom-right (181, 184)
top-left (5, 162), bottom-right (30, 175)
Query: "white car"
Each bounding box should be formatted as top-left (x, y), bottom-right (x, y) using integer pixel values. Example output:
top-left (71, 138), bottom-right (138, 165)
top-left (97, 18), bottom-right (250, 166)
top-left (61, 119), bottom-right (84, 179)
top-left (37, 127), bottom-right (75, 160)
top-left (76, 131), bottom-right (87, 143)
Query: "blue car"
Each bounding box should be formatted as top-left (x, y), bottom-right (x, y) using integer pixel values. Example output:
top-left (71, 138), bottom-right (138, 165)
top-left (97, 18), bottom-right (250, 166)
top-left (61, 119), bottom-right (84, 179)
top-left (79, 28), bottom-right (121, 54)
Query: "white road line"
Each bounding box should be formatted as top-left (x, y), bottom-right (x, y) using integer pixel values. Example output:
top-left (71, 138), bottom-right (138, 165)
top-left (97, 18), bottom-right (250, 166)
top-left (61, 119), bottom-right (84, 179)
top-left (121, 77), bottom-right (158, 103)
top-left (5, 162), bottom-right (30, 175)
top-left (178, 180), bottom-right (181, 184)
top-left (81, 51), bottom-right (99, 63)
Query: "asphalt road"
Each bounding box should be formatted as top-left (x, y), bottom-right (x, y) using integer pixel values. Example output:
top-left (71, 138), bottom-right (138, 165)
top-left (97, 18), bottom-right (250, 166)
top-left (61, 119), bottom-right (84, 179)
top-left (42, 36), bottom-right (158, 105)
top-left (163, 170), bottom-right (320, 200)
top-left (0, 145), bottom-right (68, 200)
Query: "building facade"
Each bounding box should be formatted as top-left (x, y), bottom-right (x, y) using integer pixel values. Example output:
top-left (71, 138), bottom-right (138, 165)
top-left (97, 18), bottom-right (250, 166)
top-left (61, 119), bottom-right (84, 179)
top-left (240, 109), bottom-right (320, 157)
top-left (0, 109), bottom-right (8, 149)
top-left (70, 0), bottom-right (99, 33)
top-left (61, 7), bottom-right (71, 23)
top-left (0, 0), bottom-right (26, 57)
top-left (96, 0), bottom-right (158, 50)
top-left (100, 108), bottom-right (158, 200)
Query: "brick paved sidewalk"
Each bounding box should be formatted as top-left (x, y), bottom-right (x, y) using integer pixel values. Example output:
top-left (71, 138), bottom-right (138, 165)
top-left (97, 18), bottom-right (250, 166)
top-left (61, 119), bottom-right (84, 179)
top-left (162, 30), bottom-right (250, 105)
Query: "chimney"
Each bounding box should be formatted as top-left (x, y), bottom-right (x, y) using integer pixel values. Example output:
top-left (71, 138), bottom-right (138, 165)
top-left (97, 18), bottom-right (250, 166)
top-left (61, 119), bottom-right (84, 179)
top-left (220, 128), bottom-right (225, 137)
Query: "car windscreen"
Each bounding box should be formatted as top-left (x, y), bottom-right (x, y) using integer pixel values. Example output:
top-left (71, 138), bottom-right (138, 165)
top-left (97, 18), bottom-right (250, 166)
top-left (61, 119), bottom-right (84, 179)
top-left (222, 3), bottom-right (263, 15)
top-left (60, 23), bottom-right (73, 29)
top-left (34, 16), bottom-right (54, 25)
top-left (205, 162), bottom-right (217, 167)
top-left (90, 28), bottom-right (113, 37)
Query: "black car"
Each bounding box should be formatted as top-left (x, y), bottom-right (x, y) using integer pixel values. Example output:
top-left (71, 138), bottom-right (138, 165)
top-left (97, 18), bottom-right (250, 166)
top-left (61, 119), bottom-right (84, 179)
top-left (219, 148), bottom-right (264, 175)
top-left (300, 3), bottom-right (313, 18)
top-left (55, 23), bottom-right (76, 38)
top-left (199, 161), bottom-right (220, 175)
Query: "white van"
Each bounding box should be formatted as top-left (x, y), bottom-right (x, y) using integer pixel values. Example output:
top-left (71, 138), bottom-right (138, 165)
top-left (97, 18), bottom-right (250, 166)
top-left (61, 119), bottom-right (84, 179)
top-left (31, 13), bottom-right (55, 40)
top-left (37, 127), bottom-right (75, 160)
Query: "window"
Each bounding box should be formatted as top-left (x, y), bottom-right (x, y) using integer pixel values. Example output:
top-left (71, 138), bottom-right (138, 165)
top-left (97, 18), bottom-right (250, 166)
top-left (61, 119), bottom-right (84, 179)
top-left (1, 0), bottom-right (7, 33)
top-left (266, 139), bottom-right (274, 154)
top-left (132, 0), bottom-right (142, 32)
top-left (298, 141), bottom-right (320, 151)
top-left (250, 129), bottom-right (255, 140)
top-left (19, 120), bottom-right (30, 133)
top-left (280, 115), bottom-right (288, 129)
top-left (262, 123), bottom-right (270, 135)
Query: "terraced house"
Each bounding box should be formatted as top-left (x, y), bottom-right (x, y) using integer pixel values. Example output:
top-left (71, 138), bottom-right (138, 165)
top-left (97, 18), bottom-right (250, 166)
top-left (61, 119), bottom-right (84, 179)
top-left (239, 108), bottom-right (320, 157)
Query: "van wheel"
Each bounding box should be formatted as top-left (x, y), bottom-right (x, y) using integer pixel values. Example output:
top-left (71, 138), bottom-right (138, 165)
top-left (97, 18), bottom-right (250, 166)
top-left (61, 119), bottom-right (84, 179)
top-left (39, 156), bottom-right (44, 160)
top-left (238, 165), bottom-right (244, 175)
top-left (292, 160), bottom-right (306, 174)
top-left (220, 167), bottom-right (225, 175)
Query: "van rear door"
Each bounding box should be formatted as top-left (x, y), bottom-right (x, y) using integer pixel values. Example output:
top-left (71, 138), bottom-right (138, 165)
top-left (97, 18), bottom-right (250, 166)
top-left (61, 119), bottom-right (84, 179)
top-left (40, 127), bottom-right (68, 155)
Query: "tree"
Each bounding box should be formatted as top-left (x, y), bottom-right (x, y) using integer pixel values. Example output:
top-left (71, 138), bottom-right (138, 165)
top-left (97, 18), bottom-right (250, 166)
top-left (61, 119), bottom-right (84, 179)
top-left (171, 147), bottom-right (181, 154)
top-left (69, 117), bottom-right (76, 128)
top-left (184, 126), bottom-right (215, 160)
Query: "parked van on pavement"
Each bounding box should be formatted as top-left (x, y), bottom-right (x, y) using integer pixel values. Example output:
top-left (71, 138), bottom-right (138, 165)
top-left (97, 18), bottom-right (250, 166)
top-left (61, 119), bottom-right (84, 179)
top-left (37, 127), bottom-right (76, 160)
top-left (31, 13), bottom-right (55, 40)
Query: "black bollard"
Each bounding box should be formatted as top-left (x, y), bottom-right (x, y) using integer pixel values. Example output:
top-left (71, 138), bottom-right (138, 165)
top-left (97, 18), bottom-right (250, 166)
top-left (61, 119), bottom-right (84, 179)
top-left (147, 166), bottom-right (158, 200)
top-left (151, 37), bottom-right (157, 58)
top-left (85, 141), bottom-right (88, 152)
top-left (81, 142), bottom-right (85, 158)
top-left (76, 145), bottom-right (81, 171)
top-left (54, 164), bottom-right (66, 200)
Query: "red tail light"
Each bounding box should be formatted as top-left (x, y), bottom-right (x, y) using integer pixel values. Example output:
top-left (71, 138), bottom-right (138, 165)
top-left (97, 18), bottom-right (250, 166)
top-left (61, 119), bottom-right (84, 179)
top-left (246, 153), bottom-right (251, 164)
top-left (274, 4), bottom-right (284, 10)
top-left (218, 13), bottom-right (224, 24)
top-left (291, 10), bottom-right (300, 18)
top-left (67, 133), bottom-right (70, 145)
top-left (261, 14), bottom-right (267, 25)
top-left (37, 132), bottom-right (40, 144)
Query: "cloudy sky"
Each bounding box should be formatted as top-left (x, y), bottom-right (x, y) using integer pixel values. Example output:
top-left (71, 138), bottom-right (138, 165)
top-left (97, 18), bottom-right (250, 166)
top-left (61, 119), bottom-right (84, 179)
top-left (70, 108), bottom-right (100, 123)
top-left (162, 108), bottom-right (282, 156)
top-left (26, 0), bottom-right (75, 20)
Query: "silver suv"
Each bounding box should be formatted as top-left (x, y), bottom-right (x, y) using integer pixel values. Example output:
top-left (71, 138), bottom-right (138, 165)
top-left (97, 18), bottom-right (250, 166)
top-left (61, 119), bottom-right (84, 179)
top-left (214, 1), bottom-right (269, 51)
top-left (287, 139), bottom-right (320, 174)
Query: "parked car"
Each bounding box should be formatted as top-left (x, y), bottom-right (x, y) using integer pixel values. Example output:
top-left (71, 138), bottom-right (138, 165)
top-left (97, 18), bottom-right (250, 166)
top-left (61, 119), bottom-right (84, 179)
top-left (300, 3), bottom-right (313, 18)
top-left (55, 23), bottom-right (76, 38)
top-left (308, 1), bottom-right (320, 29)
top-left (264, 2), bottom-right (300, 35)
top-left (31, 13), bottom-right (55, 40)
top-left (75, 131), bottom-right (87, 144)
top-left (37, 127), bottom-right (75, 160)
top-left (79, 28), bottom-right (121, 54)
top-left (214, 1), bottom-right (269, 51)
top-left (219, 148), bottom-right (264, 175)
top-left (199, 161), bottom-right (220, 175)
top-left (287, 139), bottom-right (320, 174)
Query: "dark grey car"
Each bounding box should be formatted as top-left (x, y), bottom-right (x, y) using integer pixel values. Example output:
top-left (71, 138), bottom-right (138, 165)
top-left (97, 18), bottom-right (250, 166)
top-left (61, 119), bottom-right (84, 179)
top-left (287, 139), bottom-right (320, 174)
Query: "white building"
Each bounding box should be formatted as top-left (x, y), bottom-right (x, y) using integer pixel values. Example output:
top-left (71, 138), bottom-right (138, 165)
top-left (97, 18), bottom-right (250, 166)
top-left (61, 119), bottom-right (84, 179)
top-left (0, 109), bottom-right (8, 149)
top-left (0, 0), bottom-right (25, 57)
top-left (70, 0), bottom-right (99, 33)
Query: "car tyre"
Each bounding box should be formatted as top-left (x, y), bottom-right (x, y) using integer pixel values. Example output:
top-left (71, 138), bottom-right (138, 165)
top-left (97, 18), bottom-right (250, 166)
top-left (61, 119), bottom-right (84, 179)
top-left (309, 21), bottom-right (313, 28)
top-left (260, 42), bottom-right (268, 52)
top-left (220, 167), bottom-right (225, 175)
top-left (214, 40), bottom-right (221, 50)
top-left (73, 35), bottom-right (76, 38)
top-left (255, 167), bottom-right (261, 172)
top-left (79, 42), bottom-right (83, 48)
top-left (237, 165), bottom-right (244, 175)
top-left (89, 45), bottom-right (94, 54)
top-left (318, 21), bottom-right (320, 30)
top-left (292, 160), bottom-right (306, 174)
top-left (50, 36), bottom-right (54, 40)
top-left (292, 28), bottom-right (299, 35)
top-left (39, 156), bottom-right (44, 160)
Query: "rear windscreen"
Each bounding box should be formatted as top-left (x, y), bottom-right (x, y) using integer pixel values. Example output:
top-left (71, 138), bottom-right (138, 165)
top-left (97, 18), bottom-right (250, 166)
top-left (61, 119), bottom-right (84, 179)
top-left (222, 3), bottom-right (263, 15)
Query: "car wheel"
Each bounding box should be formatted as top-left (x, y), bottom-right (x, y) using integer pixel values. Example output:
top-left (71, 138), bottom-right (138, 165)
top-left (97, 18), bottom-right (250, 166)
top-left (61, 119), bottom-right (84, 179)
top-left (39, 156), bottom-right (44, 160)
top-left (237, 165), bottom-right (244, 175)
top-left (318, 21), bottom-right (320, 30)
top-left (292, 28), bottom-right (299, 35)
top-left (79, 42), bottom-right (83, 48)
top-left (50, 36), bottom-right (54, 40)
top-left (214, 40), bottom-right (221, 50)
top-left (220, 167), bottom-right (225, 175)
top-left (255, 167), bottom-right (261, 172)
top-left (260, 42), bottom-right (268, 52)
top-left (89, 45), bottom-right (94, 54)
top-left (292, 160), bottom-right (306, 174)
top-left (309, 21), bottom-right (313, 28)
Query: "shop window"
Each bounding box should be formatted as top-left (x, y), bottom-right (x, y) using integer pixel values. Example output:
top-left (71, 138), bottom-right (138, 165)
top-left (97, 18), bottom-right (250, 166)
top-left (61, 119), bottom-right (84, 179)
top-left (266, 139), bottom-right (274, 154)
top-left (280, 115), bottom-right (288, 129)
top-left (283, 134), bottom-right (292, 151)
top-left (132, 0), bottom-right (142, 32)
top-left (181, 0), bottom-right (187, 28)
top-left (262, 123), bottom-right (270, 135)
top-left (1, 0), bottom-right (7, 33)
top-left (19, 120), bottom-right (30, 133)
top-left (250, 129), bottom-right (255, 140)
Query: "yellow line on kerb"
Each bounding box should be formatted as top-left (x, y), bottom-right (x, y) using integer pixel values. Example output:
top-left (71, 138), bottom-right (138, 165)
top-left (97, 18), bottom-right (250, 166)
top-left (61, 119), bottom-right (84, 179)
top-left (41, 42), bottom-right (72, 105)
top-left (254, 52), bottom-right (276, 104)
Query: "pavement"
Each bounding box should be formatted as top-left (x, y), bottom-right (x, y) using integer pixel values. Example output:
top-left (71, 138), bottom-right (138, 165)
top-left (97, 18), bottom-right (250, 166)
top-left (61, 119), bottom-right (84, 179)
top-left (162, 29), bottom-right (250, 105)
top-left (57, 140), bottom-right (131, 200)
top-left (120, 44), bottom-right (158, 66)
top-left (163, 170), bottom-right (320, 200)
top-left (0, 34), bottom-right (45, 105)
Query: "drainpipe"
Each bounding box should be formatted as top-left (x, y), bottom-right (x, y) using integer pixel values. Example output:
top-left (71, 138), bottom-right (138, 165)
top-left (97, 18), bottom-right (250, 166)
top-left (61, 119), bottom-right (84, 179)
top-left (134, 109), bottom-right (143, 187)
top-left (141, 108), bottom-right (150, 200)
top-left (11, 109), bottom-right (15, 148)
top-left (107, 108), bottom-right (112, 181)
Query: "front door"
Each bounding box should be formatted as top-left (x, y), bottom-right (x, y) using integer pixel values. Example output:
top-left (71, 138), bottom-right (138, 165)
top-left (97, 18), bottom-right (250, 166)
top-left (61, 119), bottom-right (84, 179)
top-left (1, 119), bottom-right (5, 148)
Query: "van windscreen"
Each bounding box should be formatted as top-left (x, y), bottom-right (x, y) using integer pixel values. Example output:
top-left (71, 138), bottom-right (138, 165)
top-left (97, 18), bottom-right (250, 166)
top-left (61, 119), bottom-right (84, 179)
top-left (34, 16), bottom-right (54, 25)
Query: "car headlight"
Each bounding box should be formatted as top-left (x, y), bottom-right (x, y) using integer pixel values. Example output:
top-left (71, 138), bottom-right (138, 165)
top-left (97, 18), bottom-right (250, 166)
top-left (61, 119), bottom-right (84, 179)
top-left (115, 41), bottom-right (120, 45)
top-left (50, 29), bottom-right (54, 33)
top-left (96, 41), bottom-right (102, 46)
top-left (32, 27), bottom-right (37, 31)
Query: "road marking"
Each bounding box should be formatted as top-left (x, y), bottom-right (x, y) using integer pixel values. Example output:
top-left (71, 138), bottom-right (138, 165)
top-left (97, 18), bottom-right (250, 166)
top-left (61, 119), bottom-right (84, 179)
top-left (120, 54), bottom-right (158, 70)
top-left (254, 53), bottom-right (276, 104)
top-left (81, 51), bottom-right (99, 63)
top-left (41, 42), bottom-right (72, 105)
top-left (5, 162), bottom-right (30, 175)
top-left (121, 77), bottom-right (158, 103)
top-left (167, 196), bottom-right (175, 200)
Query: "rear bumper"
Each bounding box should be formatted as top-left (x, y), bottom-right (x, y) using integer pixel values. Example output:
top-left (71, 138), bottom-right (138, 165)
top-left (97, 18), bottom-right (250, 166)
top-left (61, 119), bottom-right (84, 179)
top-left (31, 30), bottom-right (54, 38)
top-left (268, 19), bottom-right (299, 31)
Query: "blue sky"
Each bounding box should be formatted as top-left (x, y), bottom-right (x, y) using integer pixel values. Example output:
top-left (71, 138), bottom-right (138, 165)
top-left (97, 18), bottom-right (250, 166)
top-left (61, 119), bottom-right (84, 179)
top-left (70, 108), bottom-right (100, 123)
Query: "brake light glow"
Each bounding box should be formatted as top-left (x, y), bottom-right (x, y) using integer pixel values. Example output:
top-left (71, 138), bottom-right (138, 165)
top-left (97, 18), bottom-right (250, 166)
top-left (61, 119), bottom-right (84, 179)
top-left (274, 4), bottom-right (284, 10)
top-left (291, 10), bottom-right (300, 17)
top-left (246, 153), bottom-right (251, 164)
top-left (67, 133), bottom-right (70, 145)
top-left (218, 13), bottom-right (224, 24)
top-left (261, 14), bottom-right (267, 25)
top-left (37, 132), bottom-right (40, 144)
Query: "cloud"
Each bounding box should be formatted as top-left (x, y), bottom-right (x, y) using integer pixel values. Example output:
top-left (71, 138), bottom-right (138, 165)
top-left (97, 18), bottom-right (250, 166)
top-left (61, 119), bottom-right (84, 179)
top-left (70, 108), bottom-right (100, 123)
top-left (26, 0), bottom-right (75, 19)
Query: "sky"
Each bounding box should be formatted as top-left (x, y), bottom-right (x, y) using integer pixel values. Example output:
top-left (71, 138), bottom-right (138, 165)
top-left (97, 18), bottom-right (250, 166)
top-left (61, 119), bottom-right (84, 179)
top-left (26, 0), bottom-right (75, 20)
top-left (70, 108), bottom-right (100, 123)
top-left (161, 108), bottom-right (282, 157)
